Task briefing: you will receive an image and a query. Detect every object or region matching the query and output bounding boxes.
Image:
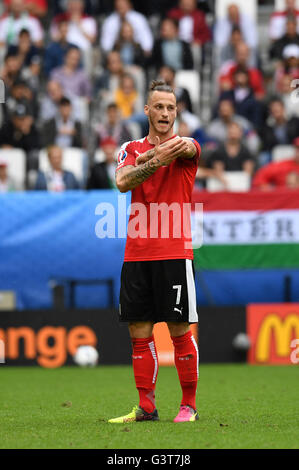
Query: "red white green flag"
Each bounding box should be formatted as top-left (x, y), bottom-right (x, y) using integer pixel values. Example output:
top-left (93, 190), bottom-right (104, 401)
top-left (192, 189), bottom-right (299, 270)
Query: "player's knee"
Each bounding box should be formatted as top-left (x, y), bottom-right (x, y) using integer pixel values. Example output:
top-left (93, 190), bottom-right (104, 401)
top-left (129, 322), bottom-right (154, 339)
top-left (167, 322), bottom-right (190, 337)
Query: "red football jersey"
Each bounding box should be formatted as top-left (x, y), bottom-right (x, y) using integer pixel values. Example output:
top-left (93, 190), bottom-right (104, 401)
top-left (116, 135), bottom-right (201, 261)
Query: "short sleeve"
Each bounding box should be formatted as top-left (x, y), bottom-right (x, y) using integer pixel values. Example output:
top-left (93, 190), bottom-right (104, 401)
top-left (116, 142), bottom-right (136, 171)
top-left (192, 138), bottom-right (201, 162)
top-left (182, 138), bottom-right (201, 166)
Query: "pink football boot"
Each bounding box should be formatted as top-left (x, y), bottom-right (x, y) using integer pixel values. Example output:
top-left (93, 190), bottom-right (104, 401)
top-left (173, 405), bottom-right (199, 422)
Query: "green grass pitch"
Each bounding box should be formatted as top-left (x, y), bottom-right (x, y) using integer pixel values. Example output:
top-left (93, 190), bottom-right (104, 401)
top-left (0, 364), bottom-right (298, 449)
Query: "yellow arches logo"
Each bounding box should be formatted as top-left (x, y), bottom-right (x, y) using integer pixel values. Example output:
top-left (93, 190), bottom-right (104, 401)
top-left (256, 314), bottom-right (299, 362)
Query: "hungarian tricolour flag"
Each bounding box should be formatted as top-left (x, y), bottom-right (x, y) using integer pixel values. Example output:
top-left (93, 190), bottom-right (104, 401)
top-left (191, 189), bottom-right (299, 270)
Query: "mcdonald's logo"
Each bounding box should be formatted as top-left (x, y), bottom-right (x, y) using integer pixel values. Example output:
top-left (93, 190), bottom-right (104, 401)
top-left (247, 304), bottom-right (299, 365)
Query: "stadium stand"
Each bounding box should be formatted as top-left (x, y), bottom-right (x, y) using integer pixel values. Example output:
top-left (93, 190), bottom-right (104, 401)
top-left (206, 170), bottom-right (251, 192)
top-left (0, 148), bottom-right (26, 190)
top-left (175, 69), bottom-right (201, 115)
top-left (272, 144), bottom-right (296, 161)
top-left (0, 0), bottom-right (297, 191)
top-left (38, 147), bottom-right (87, 186)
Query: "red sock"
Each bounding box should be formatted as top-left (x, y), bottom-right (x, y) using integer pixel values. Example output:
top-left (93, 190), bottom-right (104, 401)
top-left (131, 336), bottom-right (159, 413)
top-left (171, 330), bottom-right (199, 410)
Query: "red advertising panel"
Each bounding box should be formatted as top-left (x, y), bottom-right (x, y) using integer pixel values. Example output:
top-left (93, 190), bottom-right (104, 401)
top-left (247, 304), bottom-right (299, 365)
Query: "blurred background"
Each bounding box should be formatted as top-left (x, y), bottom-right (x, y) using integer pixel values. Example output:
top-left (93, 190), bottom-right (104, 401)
top-left (0, 0), bottom-right (298, 367)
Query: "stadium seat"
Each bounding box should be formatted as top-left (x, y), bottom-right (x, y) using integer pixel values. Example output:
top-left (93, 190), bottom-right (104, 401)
top-left (126, 65), bottom-right (146, 97)
top-left (74, 97), bottom-right (90, 123)
top-left (191, 43), bottom-right (202, 70)
top-left (38, 148), bottom-right (87, 185)
top-left (215, 0), bottom-right (257, 19)
top-left (126, 122), bottom-right (142, 141)
top-left (272, 145), bottom-right (295, 162)
top-left (175, 70), bottom-right (201, 115)
top-left (0, 148), bottom-right (26, 190)
top-left (207, 171), bottom-right (251, 192)
top-left (94, 147), bottom-right (120, 164)
top-left (94, 149), bottom-right (105, 163)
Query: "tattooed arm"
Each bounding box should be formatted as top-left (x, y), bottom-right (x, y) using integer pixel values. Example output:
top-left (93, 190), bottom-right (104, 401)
top-left (116, 158), bottom-right (161, 193)
top-left (135, 137), bottom-right (196, 166)
top-left (116, 137), bottom-right (188, 193)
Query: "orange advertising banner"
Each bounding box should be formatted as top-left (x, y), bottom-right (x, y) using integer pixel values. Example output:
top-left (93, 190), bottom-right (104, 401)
top-left (153, 323), bottom-right (198, 366)
top-left (247, 304), bottom-right (299, 365)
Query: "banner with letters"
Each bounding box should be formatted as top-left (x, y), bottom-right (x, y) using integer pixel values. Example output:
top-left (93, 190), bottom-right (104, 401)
top-left (192, 189), bottom-right (299, 270)
top-left (0, 307), bottom-right (247, 366)
top-left (0, 309), bottom-right (131, 367)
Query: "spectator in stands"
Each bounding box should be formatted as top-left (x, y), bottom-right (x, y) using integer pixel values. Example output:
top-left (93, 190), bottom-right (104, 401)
top-left (101, 0), bottom-right (153, 55)
top-left (41, 97), bottom-right (84, 149)
top-left (114, 73), bottom-right (143, 119)
top-left (274, 44), bottom-right (299, 92)
top-left (269, 0), bottom-right (299, 41)
top-left (4, 0), bottom-right (48, 19)
top-left (167, 0), bottom-right (211, 45)
top-left (214, 3), bottom-right (257, 54)
top-left (206, 98), bottom-right (261, 155)
top-left (176, 97), bottom-right (208, 144)
top-left (51, 46), bottom-right (92, 99)
top-left (137, 0), bottom-right (179, 17)
top-left (44, 20), bottom-right (77, 77)
top-left (219, 26), bottom-right (256, 67)
top-left (253, 137), bottom-right (299, 190)
top-left (39, 80), bottom-right (64, 122)
top-left (7, 29), bottom-right (41, 70)
top-left (0, 102), bottom-right (40, 153)
top-left (114, 20), bottom-right (146, 67)
top-left (35, 145), bottom-right (79, 191)
top-left (0, 156), bottom-right (17, 192)
top-left (93, 102), bottom-right (133, 147)
top-left (0, 51), bottom-right (22, 91)
top-left (219, 42), bottom-right (265, 99)
top-left (51, 0), bottom-right (97, 52)
top-left (158, 65), bottom-right (193, 112)
top-left (87, 137), bottom-right (118, 189)
top-left (258, 98), bottom-right (299, 158)
top-left (206, 121), bottom-right (255, 177)
top-left (176, 117), bottom-right (208, 148)
top-left (0, 0), bottom-right (44, 47)
top-left (5, 79), bottom-right (38, 120)
top-left (150, 18), bottom-right (193, 72)
top-left (94, 50), bottom-right (125, 98)
top-left (280, 73), bottom-right (299, 118)
top-left (51, 0), bottom-right (102, 16)
top-left (219, 66), bottom-right (264, 129)
top-left (269, 16), bottom-right (299, 61)
top-left (20, 53), bottom-right (42, 93)
top-left (176, 120), bottom-right (227, 188)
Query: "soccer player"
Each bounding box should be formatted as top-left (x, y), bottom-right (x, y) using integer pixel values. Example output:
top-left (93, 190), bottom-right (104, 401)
top-left (108, 80), bottom-right (201, 424)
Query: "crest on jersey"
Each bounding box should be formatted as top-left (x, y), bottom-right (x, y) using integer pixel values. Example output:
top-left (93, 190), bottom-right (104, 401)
top-left (118, 149), bottom-right (127, 164)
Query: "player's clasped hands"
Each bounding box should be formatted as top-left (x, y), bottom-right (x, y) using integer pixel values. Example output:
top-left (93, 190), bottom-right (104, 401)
top-left (136, 136), bottom-right (189, 167)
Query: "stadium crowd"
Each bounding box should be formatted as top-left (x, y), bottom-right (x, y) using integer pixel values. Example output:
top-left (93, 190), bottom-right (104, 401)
top-left (0, 0), bottom-right (298, 193)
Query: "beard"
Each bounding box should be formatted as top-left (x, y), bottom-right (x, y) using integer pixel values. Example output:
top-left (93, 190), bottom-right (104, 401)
top-left (148, 112), bottom-right (175, 135)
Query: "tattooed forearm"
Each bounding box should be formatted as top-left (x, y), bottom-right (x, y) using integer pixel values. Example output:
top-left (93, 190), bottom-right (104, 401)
top-left (144, 149), bottom-right (155, 160)
top-left (116, 157), bottom-right (161, 192)
top-left (124, 157), bottom-right (161, 187)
